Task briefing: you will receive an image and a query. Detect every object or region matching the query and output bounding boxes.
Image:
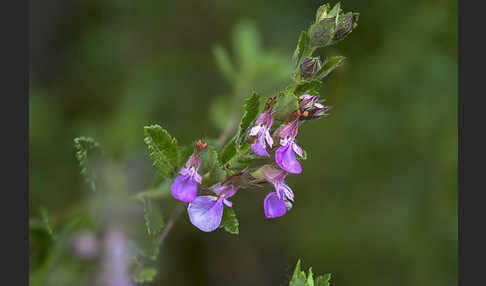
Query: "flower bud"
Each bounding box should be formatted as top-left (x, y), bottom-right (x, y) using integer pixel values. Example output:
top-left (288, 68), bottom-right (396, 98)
top-left (330, 12), bottom-right (359, 44)
top-left (300, 57), bottom-right (321, 78)
top-left (308, 3), bottom-right (358, 48)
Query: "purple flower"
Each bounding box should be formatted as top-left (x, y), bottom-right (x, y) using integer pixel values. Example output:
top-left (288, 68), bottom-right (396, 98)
top-left (249, 111), bottom-right (274, 157)
top-left (171, 140), bottom-right (206, 202)
top-left (72, 230), bottom-right (98, 260)
top-left (299, 94), bottom-right (331, 120)
top-left (188, 184), bottom-right (239, 232)
top-left (261, 166), bottom-right (294, 218)
top-left (99, 227), bottom-right (134, 286)
top-left (276, 136), bottom-right (303, 174)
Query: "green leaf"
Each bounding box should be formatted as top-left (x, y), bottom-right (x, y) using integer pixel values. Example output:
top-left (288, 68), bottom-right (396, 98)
top-left (315, 3), bottom-right (330, 23)
top-left (143, 125), bottom-right (179, 177)
top-left (142, 198), bottom-right (165, 236)
top-left (73, 136), bottom-right (100, 191)
top-left (201, 145), bottom-right (226, 185)
top-left (219, 206), bottom-right (239, 235)
top-left (317, 56), bottom-right (345, 79)
top-left (306, 267), bottom-right (314, 286)
top-left (219, 137), bottom-right (237, 167)
top-left (236, 91), bottom-right (260, 146)
top-left (308, 19), bottom-right (335, 48)
top-left (274, 87), bottom-right (300, 122)
top-left (292, 31), bottom-right (307, 67)
top-left (289, 259), bottom-right (307, 286)
top-left (134, 267), bottom-right (158, 283)
top-left (315, 273), bottom-right (332, 286)
top-left (295, 80), bottom-right (322, 96)
top-left (289, 259), bottom-right (331, 286)
top-left (213, 45), bottom-right (235, 83)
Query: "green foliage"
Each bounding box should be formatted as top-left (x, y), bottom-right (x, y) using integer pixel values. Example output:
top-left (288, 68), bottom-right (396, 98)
top-left (289, 259), bottom-right (332, 286)
top-left (219, 206), bottom-right (239, 235)
top-left (309, 20), bottom-right (335, 48)
top-left (142, 197), bottom-right (165, 236)
top-left (201, 145), bottom-right (226, 185)
top-left (144, 125), bottom-right (179, 177)
top-left (219, 137), bottom-right (237, 167)
top-left (317, 56), bottom-right (346, 79)
top-left (134, 267), bottom-right (158, 283)
top-left (295, 80), bottom-right (323, 96)
top-left (274, 87), bottom-right (300, 122)
top-left (293, 31), bottom-right (308, 67)
top-left (309, 2), bottom-right (359, 48)
top-left (236, 91), bottom-right (260, 146)
top-left (73, 136), bottom-right (100, 191)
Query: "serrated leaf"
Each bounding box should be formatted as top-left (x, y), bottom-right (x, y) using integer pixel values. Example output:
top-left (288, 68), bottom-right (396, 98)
top-left (219, 206), bottom-right (239, 235)
top-left (274, 87), bottom-right (300, 122)
top-left (134, 267), bottom-right (157, 283)
top-left (236, 91), bottom-right (260, 145)
top-left (317, 56), bottom-right (345, 79)
top-left (144, 125), bottom-right (179, 177)
top-left (315, 273), bottom-right (332, 286)
top-left (219, 137), bottom-right (237, 167)
top-left (213, 45), bottom-right (235, 83)
top-left (294, 80), bottom-right (322, 96)
top-left (292, 31), bottom-right (307, 67)
top-left (289, 259), bottom-right (331, 286)
top-left (142, 198), bottom-right (165, 236)
top-left (74, 136), bottom-right (100, 191)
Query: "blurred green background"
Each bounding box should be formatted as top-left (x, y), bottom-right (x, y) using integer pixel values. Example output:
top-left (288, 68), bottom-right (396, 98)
top-left (29, 0), bottom-right (457, 285)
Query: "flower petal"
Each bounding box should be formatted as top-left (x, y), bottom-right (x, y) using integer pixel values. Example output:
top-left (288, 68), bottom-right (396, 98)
top-left (292, 142), bottom-right (303, 158)
top-left (188, 196), bottom-right (224, 232)
top-left (265, 129), bottom-right (274, 148)
top-left (275, 144), bottom-right (302, 174)
top-left (171, 175), bottom-right (198, 202)
top-left (193, 171), bottom-right (202, 184)
top-left (278, 182), bottom-right (294, 201)
top-left (249, 125), bottom-right (262, 136)
top-left (251, 141), bottom-right (269, 157)
top-left (264, 192), bottom-right (287, 218)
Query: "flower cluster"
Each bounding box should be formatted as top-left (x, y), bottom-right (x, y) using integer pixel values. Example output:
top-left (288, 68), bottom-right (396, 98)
top-left (248, 94), bottom-right (330, 218)
top-left (169, 93), bottom-right (331, 232)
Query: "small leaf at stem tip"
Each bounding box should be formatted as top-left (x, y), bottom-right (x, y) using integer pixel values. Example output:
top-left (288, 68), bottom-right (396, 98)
top-left (143, 124), bottom-right (179, 177)
top-left (74, 136), bottom-right (100, 191)
top-left (317, 56), bottom-right (345, 80)
top-left (236, 91), bottom-right (260, 146)
top-left (292, 31), bottom-right (307, 67)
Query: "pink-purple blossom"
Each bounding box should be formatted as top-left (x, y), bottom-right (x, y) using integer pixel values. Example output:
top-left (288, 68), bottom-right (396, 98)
top-left (171, 140), bottom-right (206, 202)
top-left (188, 184), bottom-right (239, 232)
top-left (275, 119), bottom-right (303, 174)
top-left (250, 111), bottom-right (274, 157)
top-left (261, 165), bottom-right (294, 218)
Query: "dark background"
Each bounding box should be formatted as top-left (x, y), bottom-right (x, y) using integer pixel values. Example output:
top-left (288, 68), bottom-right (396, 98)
top-left (29, 0), bottom-right (457, 285)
